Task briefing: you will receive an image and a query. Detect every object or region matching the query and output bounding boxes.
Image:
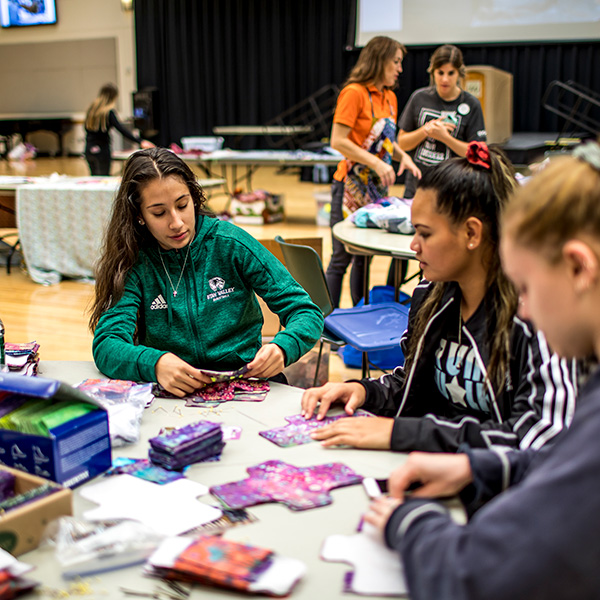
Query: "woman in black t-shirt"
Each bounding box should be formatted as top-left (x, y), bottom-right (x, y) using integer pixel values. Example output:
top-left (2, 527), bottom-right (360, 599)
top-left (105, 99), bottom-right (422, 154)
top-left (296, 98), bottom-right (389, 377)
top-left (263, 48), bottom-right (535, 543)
top-left (398, 45), bottom-right (486, 199)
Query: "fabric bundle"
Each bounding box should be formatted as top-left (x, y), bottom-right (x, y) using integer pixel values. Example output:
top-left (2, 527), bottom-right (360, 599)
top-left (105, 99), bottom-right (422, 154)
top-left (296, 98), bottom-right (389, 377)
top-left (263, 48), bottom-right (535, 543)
top-left (146, 535), bottom-right (305, 596)
top-left (350, 197), bottom-right (414, 234)
top-left (148, 421), bottom-right (224, 470)
top-left (4, 342), bottom-right (40, 376)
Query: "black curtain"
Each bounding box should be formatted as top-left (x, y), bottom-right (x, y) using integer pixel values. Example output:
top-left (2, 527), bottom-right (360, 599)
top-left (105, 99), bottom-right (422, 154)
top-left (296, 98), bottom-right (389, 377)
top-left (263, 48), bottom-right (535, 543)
top-left (134, 0), bottom-right (600, 146)
top-left (392, 41), bottom-right (600, 136)
top-left (134, 0), bottom-right (355, 147)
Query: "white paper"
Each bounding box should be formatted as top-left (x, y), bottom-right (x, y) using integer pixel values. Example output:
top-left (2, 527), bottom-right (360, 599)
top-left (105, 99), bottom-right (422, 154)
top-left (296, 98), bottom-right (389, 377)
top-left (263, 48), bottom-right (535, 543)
top-left (81, 474), bottom-right (222, 536)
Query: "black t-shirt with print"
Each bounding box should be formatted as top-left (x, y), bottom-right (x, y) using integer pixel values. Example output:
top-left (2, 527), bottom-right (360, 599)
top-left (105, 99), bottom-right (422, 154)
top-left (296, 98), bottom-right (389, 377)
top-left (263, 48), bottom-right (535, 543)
top-left (399, 87), bottom-right (487, 198)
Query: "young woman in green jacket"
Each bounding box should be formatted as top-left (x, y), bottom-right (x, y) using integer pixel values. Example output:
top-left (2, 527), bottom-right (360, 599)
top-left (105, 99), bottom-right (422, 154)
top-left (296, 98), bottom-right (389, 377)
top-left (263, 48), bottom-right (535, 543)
top-left (89, 147), bottom-right (324, 397)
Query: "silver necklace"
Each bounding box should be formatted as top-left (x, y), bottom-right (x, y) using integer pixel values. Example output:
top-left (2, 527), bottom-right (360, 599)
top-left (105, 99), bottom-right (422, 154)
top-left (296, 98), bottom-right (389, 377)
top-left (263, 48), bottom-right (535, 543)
top-left (159, 244), bottom-right (191, 298)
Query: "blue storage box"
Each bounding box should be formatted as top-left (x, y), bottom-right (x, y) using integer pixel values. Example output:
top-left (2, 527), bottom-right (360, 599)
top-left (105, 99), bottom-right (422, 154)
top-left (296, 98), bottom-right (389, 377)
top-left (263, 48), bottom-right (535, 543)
top-left (0, 373), bottom-right (112, 487)
top-left (337, 285), bottom-right (411, 370)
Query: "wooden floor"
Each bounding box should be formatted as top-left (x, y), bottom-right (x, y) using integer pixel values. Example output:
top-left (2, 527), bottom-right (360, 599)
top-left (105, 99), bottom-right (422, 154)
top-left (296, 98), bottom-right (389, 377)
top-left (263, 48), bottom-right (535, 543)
top-left (0, 156), bottom-right (418, 384)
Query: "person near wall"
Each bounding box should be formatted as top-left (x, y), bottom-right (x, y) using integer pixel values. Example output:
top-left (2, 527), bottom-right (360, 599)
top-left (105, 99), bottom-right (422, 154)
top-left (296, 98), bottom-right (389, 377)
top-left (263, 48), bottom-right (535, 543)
top-left (89, 147), bottom-right (324, 397)
top-left (364, 140), bottom-right (600, 600)
top-left (398, 44), bottom-right (487, 200)
top-left (302, 143), bottom-right (578, 453)
top-left (326, 36), bottom-right (421, 308)
top-left (84, 83), bottom-right (154, 176)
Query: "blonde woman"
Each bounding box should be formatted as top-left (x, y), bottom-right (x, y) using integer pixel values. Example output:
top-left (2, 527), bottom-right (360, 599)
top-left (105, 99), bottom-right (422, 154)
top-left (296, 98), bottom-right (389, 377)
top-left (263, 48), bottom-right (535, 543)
top-left (365, 141), bottom-right (600, 600)
top-left (84, 83), bottom-right (154, 175)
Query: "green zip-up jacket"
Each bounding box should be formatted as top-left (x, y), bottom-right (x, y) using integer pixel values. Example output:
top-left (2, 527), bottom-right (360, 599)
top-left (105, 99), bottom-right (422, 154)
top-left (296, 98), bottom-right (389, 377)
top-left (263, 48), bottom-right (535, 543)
top-left (92, 216), bottom-right (324, 382)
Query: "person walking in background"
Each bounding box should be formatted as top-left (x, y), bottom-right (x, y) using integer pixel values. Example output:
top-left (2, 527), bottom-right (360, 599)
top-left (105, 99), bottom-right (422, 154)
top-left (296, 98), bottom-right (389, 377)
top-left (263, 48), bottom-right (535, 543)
top-left (84, 83), bottom-right (154, 176)
top-left (398, 44), bottom-right (486, 199)
top-left (326, 36), bottom-right (421, 307)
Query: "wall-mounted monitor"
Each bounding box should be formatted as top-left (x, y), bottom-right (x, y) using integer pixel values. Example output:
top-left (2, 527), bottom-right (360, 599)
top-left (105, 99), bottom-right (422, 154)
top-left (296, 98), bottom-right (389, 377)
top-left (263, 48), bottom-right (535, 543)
top-left (0, 0), bottom-right (57, 28)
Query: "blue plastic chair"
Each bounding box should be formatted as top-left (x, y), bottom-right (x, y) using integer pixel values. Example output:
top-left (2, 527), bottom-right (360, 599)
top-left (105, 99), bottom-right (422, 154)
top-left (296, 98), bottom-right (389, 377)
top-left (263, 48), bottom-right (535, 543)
top-left (275, 236), bottom-right (410, 379)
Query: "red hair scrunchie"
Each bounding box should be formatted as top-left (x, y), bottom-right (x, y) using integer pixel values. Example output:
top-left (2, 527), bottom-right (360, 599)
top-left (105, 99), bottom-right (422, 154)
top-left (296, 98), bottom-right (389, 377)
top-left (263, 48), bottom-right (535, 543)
top-left (466, 141), bottom-right (491, 170)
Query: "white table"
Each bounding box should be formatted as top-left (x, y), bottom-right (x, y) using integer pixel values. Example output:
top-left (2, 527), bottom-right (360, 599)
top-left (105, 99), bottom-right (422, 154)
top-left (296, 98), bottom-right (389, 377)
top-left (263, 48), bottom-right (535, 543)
top-left (333, 219), bottom-right (417, 304)
top-left (213, 126), bottom-right (314, 136)
top-left (23, 361), bottom-right (414, 598)
top-left (197, 149), bottom-right (341, 194)
top-left (16, 177), bottom-right (121, 285)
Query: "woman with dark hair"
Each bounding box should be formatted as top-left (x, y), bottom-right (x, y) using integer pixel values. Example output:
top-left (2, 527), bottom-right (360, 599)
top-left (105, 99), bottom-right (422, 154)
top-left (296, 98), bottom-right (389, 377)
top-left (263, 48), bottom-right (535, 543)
top-left (90, 147), bottom-right (323, 396)
top-left (326, 35), bottom-right (421, 307)
top-left (302, 142), bottom-right (577, 453)
top-left (398, 44), bottom-right (486, 199)
top-left (84, 83), bottom-right (154, 176)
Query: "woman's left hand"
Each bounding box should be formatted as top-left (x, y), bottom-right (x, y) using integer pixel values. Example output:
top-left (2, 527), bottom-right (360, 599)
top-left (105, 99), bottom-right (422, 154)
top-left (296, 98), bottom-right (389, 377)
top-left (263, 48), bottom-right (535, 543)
top-left (364, 496), bottom-right (403, 532)
top-left (310, 416), bottom-right (394, 449)
top-left (397, 152), bottom-right (422, 179)
top-left (245, 343), bottom-right (285, 379)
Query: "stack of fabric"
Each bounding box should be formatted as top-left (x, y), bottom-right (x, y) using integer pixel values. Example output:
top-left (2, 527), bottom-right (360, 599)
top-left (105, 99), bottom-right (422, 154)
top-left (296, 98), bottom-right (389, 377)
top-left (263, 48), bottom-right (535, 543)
top-left (148, 421), bottom-right (225, 471)
top-left (5, 342), bottom-right (40, 376)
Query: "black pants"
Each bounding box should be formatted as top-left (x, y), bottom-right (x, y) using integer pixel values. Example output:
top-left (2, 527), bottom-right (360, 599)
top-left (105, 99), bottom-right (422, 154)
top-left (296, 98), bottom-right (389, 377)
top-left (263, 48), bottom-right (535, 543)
top-left (325, 180), bottom-right (366, 307)
top-left (85, 144), bottom-right (111, 176)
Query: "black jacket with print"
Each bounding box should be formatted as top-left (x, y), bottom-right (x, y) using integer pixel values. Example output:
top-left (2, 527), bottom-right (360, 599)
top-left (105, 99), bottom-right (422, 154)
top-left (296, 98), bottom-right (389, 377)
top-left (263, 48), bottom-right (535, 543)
top-left (360, 280), bottom-right (579, 452)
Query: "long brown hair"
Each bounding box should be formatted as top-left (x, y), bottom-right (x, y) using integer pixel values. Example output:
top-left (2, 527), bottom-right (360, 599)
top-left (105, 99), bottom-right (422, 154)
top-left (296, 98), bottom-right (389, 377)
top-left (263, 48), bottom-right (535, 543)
top-left (89, 148), bottom-right (211, 331)
top-left (344, 36), bottom-right (406, 89)
top-left (85, 83), bottom-right (119, 132)
top-left (404, 145), bottom-right (518, 391)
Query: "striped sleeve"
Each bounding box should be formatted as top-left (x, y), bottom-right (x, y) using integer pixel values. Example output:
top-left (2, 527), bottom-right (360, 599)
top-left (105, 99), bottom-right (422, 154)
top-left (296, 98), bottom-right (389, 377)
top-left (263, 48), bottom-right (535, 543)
top-left (507, 319), bottom-right (577, 450)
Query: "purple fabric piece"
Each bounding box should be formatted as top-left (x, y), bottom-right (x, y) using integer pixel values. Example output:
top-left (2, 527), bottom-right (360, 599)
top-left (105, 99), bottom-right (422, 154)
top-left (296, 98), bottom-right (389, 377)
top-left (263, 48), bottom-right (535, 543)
top-left (210, 460), bottom-right (363, 511)
top-left (258, 411), bottom-right (374, 447)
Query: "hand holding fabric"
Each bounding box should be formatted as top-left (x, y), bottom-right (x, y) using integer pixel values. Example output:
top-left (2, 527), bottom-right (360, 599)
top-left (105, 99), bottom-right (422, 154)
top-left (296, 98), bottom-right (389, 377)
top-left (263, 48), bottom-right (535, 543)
top-left (155, 352), bottom-right (210, 397)
top-left (310, 416), bottom-right (394, 449)
top-left (245, 343), bottom-right (285, 379)
top-left (301, 381), bottom-right (366, 420)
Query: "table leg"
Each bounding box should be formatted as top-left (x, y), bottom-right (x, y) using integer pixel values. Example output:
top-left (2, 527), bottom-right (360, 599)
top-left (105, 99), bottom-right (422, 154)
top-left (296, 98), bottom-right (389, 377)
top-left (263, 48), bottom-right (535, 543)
top-left (363, 255), bottom-right (372, 305)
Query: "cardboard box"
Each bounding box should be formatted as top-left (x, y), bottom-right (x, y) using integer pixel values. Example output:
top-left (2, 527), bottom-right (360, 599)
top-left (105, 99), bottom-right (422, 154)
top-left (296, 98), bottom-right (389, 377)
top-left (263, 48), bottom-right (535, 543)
top-left (231, 192), bottom-right (285, 225)
top-left (0, 373), bottom-right (112, 488)
top-left (0, 465), bottom-right (72, 556)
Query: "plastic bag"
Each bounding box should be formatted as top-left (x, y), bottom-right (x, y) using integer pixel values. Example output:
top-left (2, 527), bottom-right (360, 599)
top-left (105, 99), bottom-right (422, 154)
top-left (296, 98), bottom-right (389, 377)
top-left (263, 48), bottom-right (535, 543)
top-left (75, 379), bottom-right (154, 447)
top-left (42, 517), bottom-right (164, 579)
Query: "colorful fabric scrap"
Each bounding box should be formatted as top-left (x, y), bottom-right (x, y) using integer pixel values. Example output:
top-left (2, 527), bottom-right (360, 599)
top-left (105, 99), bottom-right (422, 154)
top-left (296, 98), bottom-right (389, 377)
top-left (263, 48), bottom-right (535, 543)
top-left (258, 411), bottom-right (374, 448)
top-left (210, 460), bottom-right (363, 511)
top-left (106, 458), bottom-right (185, 484)
top-left (173, 536), bottom-right (272, 590)
top-left (154, 379), bottom-right (269, 407)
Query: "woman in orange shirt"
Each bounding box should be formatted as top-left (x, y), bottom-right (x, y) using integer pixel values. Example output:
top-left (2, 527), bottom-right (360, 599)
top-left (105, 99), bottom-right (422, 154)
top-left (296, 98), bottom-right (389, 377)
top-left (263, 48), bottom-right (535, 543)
top-left (326, 36), bottom-right (421, 307)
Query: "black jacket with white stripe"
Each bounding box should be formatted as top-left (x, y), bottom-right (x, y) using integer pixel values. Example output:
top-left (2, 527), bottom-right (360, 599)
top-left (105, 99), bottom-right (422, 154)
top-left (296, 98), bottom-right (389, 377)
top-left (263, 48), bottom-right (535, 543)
top-left (360, 280), bottom-right (578, 452)
top-left (384, 367), bottom-right (600, 599)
